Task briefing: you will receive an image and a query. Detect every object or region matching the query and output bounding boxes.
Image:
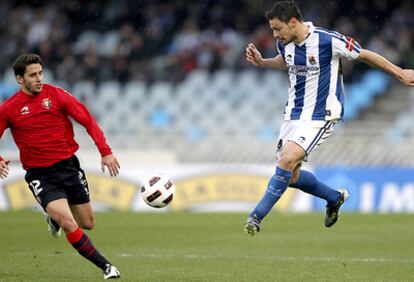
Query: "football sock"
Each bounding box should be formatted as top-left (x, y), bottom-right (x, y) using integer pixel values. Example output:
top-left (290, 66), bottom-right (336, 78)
top-left (66, 227), bottom-right (110, 270)
top-left (249, 167), bottom-right (292, 221)
top-left (290, 170), bottom-right (340, 205)
top-left (50, 218), bottom-right (60, 230)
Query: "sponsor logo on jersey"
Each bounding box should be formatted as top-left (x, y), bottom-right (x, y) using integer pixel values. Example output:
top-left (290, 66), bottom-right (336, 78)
top-left (42, 98), bottom-right (52, 109)
top-left (288, 65), bottom-right (320, 76)
top-left (20, 106), bottom-right (30, 115)
top-left (285, 53), bottom-right (294, 64)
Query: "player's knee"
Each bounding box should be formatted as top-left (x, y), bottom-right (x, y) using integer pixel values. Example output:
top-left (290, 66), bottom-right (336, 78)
top-left (58, 217), bottom-right (79, 233)
top-left (278, 154), bottom-right (298, 170)
top-left (79, 216), bottom-right (95, 230)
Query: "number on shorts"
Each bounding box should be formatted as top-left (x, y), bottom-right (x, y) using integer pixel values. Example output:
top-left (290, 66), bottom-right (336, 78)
top-left (29, 180), bottom-right (43, 196)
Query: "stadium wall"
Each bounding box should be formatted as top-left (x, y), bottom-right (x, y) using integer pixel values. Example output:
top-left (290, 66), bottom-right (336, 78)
top-left (0, 150), bottom-right (413, 213)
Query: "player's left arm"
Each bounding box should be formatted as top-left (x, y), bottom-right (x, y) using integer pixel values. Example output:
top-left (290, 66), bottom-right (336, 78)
top-left (59, 89), bottom-right (120, 177)
top-left (101, 154), bottom-right (120, 177)
top-left (358, 49), bottom-right (414, 87)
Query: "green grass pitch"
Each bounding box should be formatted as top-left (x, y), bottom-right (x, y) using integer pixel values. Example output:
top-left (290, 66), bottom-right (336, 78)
top-left (1, 211), bottom-right (413, 281)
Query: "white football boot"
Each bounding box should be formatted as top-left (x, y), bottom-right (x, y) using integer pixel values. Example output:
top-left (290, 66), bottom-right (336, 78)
top-left (104, 264), bottom-right (121, 279)
top-left (43, 212), bottom-right (61, 238)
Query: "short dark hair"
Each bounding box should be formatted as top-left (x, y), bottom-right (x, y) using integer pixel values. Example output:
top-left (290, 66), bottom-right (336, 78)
top-left (12, 54), bottom-right (42, 77)
top-left (265, 1), bottom-right (302, 23)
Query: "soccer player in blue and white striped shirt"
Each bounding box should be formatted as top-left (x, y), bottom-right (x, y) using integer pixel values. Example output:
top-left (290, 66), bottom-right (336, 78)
top-left (244, 1), bottom-right (414, 236)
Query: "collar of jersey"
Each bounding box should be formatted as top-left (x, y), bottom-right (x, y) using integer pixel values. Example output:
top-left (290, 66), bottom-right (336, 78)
top-left (294, 21), bottom-right (315, 47)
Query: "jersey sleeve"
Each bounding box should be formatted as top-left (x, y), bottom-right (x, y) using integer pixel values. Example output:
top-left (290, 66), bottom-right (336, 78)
top-left (57, 88), bottom-right (112, 157)
top-left (332, 33), bottom-right (362, 60)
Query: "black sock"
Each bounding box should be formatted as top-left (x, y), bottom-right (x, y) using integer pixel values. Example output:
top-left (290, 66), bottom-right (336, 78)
top-left (50, 218), bottom-right (60, 230)
top-left (66, 227), bottom-right (110, 270)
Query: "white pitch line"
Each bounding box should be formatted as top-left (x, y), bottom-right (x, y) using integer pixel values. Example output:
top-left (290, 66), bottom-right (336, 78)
top-left (11, 252), bottom-right (414, 264)
top-left (117, 253), bottom-right (414, 264)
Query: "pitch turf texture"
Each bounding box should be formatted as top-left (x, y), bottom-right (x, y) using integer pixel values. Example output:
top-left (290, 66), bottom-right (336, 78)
top-left (1, 212), bottom-right (413, 282)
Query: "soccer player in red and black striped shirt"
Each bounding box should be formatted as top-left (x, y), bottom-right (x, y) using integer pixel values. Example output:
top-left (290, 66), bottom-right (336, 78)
top-left (0, 54), bottom-right (121, 279)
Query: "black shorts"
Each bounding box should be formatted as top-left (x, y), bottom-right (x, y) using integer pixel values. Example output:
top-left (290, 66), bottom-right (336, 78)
top-left (25, 155), bottom-right (90, 210)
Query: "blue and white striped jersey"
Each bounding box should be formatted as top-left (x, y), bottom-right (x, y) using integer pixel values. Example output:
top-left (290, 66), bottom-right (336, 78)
top-left (277, 22), bottom-right (361, 121)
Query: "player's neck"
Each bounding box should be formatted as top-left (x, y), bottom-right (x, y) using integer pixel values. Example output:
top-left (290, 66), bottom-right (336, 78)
top-left (21, 87), bottom-right (38, 96)
top-left (293, 22), bottom-right (310, 44)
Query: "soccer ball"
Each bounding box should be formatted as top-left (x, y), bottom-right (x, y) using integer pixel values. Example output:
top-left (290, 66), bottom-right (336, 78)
top-left (141, 173), bottom-right (175, 208)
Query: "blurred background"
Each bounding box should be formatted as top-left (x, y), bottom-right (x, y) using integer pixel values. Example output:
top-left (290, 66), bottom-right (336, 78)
top-left (0, 0), bottom-right (413, 213)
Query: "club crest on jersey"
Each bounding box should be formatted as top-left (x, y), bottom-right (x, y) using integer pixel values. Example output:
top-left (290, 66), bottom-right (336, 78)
top-left (42, 98), bottom-right (52, 109)
top-left (308, 55), bottom-right (317, 65)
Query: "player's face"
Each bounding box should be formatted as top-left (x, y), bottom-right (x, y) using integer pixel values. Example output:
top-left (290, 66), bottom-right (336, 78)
top-left (269, 18), bottom-right (296, 44)
top-left (17, 64), bottom-right (43, 95)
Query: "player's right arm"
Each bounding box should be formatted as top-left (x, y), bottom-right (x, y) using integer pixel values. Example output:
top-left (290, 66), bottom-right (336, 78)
top-left (246, 43), bottom-right (287, 70)
top-left (0, 159), bottom-right (10, 179)
top-left (0, 108), bottom-right (10, 179)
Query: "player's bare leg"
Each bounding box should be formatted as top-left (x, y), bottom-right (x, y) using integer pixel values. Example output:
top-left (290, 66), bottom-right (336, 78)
top-left (70, 203), bottom-right (95, 230)
top-left (46, 199), bottom-right (78, 233)
top-left (46, 199), bottom-right (120, 279)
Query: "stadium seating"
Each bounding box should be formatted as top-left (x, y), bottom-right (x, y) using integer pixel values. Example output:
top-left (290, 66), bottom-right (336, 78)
top-left (1, 64), bottom-right (406, 165)
top-left (344, 71), bottom-right (389, 120)
top-left (2, 68), bottom-right (387, 147)
top-left (0, 0), bottom-right (411, 165)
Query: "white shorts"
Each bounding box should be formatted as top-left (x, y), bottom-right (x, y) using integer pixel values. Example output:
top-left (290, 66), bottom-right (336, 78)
top-left (276, 120), bottom-right (337, 161)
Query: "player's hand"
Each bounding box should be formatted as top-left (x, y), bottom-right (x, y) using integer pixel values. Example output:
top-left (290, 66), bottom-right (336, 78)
top-left (398, 69), bottom-right (414, 87)
top-left (0, 160), bottom-right (10, 179)
top-left (246, 43), bottom-right (263, 66)
top-left (101, 154), bottom-right (120, 177)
